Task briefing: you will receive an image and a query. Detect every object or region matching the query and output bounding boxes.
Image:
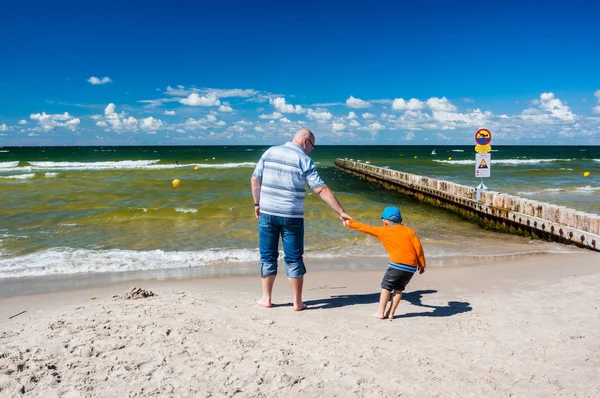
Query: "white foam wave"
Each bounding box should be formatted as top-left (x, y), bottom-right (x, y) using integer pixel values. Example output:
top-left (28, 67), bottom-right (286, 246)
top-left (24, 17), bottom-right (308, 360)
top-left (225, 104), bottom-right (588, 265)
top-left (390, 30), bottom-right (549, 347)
top-left (45, 172), bottom-right (58, 178)
top-left (0, 161), bottom-right (19, 168)
top-left (593, 159), bottom-right (600, 162)
top-left (175, 208), bottom-right (198, 214)
top-left (0, 150), bottom-right (9, 153)
top-left (23, 160), bottom-right (256, 171)
top-left (29, 160), bottom-right (161, 170)
top-left (434, 158), bottom-right (572, 166)
top-left (575, 185), bottom-right (600, 192)
top-left (0, 248), bottom-right (261, 279)
top-left (0, 173), bottom-right (35, 180)
top-left (451, 149), bottom-right (464, 152)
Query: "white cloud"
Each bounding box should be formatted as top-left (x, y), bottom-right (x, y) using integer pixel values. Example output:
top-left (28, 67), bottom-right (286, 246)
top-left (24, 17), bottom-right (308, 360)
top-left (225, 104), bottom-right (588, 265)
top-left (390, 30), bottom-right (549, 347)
top-left (368, 122), bottom-right (384, 131)
top-left (405, 132), bottom-right (415, 140)
top-left (219, 104), bottom-right (233, 112)
top-left (307, 109), bottom-right (333, 121)
top-left (163, 110), bottom-right (176, 116)
top-left (254, 126), bottom-right (265, 132)
top-left (332, 122), bottom-right (346, 132)
top-left (521, 92), bottom-right (575, 122)
top-left (426, 97), bottom-right (457, 112)
top-left (96, 121), bottom-right (108, 127)
top-left (349, 120), bottom-right (361, 127)
top-left (102, 103), bottom-right (138, 133)
top-left (18, 120), bottom-right (27, 125)
top-left (280, 117), bottom-right (292, 124)
top-left (215, 120), bottom-right (226, 126)
top-left (269, 97), bottom-right (304, 114)
top-left (593, 106), bottom-right (600, 114)
top-left (362, 112), bottom-right (375, 119)
top-left (346, 96), bottom-right (371, 108)
top-left (140, 117), bottom-right (163, 131)
top-left (259, 112), bottom-right (283, 120)
top-left (392, 98), bottom-right (426, 111)
top-left (105, 103), bottom-right (116, 115)
top-left (347, 111), bottom-right (357, 120)
top-left (87, 76), bottom-right (112, 85)
top-left (206, 114), bottom-right (218, 122)
top-left (0, 123), bottom-right (7, 131)
top-left (180, 93), bottom-right (221, 106)
top-left (595, 90), bottom-right (600, 100)
top-left (30, 112), bottom-right (80, 131)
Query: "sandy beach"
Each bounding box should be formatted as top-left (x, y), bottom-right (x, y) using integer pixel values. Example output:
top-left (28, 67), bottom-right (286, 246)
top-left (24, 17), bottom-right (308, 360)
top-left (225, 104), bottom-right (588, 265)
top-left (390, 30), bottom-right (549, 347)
top-left (1, 251), bottom-right (599, 397)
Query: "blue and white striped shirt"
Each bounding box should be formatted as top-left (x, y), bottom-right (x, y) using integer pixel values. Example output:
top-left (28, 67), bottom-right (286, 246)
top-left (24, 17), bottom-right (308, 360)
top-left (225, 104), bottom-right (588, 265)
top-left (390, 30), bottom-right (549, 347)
top-left (252, 142), bottom-right (325, 218)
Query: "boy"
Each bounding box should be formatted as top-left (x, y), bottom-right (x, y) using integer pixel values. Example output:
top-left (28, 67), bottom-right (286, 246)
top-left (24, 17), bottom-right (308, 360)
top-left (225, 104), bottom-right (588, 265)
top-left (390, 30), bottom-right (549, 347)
top-left (343, 206), bottom-right (426, 319)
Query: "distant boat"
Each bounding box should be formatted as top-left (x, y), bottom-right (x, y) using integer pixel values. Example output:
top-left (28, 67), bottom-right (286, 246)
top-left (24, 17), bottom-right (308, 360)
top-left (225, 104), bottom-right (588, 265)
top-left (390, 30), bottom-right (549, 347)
top-left (431, 149), bottom-right (436, 155)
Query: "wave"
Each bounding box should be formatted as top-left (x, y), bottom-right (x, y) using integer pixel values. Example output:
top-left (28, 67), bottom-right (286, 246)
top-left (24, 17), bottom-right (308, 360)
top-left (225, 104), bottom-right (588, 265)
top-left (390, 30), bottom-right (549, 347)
top-left (175, 208), bottom-right (198, 214)
top-left (0, 161), bottom-right (19, 168)
top-left (575, 185), bottom-right (600, 192)
top-left (451, 149), bottom-right (464, 152)
top-left (23, 160), bottom-right (257, 171)
top-left (0, 248), bottom-right (261, 279)
top-left (434, 158), bottom-right (573, 166)
top-left (0, 173), bottom-right (35, 180)
top-left (0, 150), bottom-right (9, 153)
top-left (45, 172), bottom-right (59, 178)
top-left (593, 159), bottom-right (600, 162)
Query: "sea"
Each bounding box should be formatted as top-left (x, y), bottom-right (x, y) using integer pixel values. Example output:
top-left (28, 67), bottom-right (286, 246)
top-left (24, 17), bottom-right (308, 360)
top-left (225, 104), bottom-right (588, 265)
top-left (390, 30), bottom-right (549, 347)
top-left (1, 145), bottom-right (598, 285)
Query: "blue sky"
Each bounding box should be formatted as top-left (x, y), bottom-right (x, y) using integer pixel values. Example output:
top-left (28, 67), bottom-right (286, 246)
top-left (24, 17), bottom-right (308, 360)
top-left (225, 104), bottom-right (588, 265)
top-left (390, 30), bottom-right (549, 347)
top-left (1, 0), bottom-right (599, 145)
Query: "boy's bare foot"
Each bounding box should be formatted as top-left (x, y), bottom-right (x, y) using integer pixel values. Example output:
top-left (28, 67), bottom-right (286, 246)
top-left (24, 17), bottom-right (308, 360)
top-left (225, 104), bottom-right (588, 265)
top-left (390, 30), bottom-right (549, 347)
top-left (293, 303), bottom-right (307, 311)
top-left (257, 297), bottom-right (272, 308)
top-left (387, 314), bottom-right (395, 320)
top-left (372, 312), bottom-right (386, 319)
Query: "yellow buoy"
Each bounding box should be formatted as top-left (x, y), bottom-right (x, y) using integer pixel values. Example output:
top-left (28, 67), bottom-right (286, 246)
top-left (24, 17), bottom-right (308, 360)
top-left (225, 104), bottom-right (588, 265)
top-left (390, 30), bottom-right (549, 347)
top-left (448, 157), bottom-right (452, 161)
top-left (194, 166), bottom-right (199, 170)
top-left (583, 171), bottom-right (590, 177)
top-left (212, 157), bottom-right (216, 160)
top-left (413, 156), bottom-right (417, 159)
top-left (172, 179), bottom-right (180, 187)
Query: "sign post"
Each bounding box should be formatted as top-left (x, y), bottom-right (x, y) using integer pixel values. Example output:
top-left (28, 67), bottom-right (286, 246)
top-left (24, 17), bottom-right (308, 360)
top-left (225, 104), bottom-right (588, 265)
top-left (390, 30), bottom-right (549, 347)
top-left (474, 129), bottom-right (492, 201)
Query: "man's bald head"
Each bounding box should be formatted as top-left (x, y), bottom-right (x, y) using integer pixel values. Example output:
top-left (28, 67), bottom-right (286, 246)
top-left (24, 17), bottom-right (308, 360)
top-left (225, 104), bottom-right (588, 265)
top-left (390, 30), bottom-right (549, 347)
top-left (293, 128), bottom-right (314, 143)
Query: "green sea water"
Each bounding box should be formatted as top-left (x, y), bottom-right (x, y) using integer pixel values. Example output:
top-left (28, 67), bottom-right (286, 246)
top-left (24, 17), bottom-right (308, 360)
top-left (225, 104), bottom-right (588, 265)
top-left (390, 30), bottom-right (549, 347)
top-left (0, 145), bottom-right (598, 279)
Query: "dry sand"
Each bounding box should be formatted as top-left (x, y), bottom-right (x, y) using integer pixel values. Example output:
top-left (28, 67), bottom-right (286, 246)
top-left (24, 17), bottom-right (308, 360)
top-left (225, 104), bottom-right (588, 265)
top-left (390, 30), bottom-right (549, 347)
top-left (0, 251), bottom-right (599, 397)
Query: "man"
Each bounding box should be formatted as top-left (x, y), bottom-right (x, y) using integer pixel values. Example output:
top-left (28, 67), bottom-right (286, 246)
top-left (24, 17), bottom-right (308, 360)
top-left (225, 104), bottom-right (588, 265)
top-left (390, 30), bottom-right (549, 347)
top-left (251, 128), bottom-right (352, 311)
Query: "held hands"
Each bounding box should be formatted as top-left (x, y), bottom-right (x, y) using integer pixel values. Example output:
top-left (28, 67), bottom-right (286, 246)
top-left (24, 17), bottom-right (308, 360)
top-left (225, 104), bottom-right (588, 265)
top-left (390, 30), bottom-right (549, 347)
top-left (339, 211), bottom-right (352, 228)
top-left (418, 266), bottom-right (425, 274)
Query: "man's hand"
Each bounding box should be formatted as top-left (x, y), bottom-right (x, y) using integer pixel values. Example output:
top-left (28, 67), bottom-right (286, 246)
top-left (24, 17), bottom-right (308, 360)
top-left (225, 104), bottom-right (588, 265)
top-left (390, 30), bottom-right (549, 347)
top-left (418, 266), bottom-right (425, 275)
top-left (339, 211), bottom-right (353, 221)
top-left (254, 205), bottom-right (260, 219)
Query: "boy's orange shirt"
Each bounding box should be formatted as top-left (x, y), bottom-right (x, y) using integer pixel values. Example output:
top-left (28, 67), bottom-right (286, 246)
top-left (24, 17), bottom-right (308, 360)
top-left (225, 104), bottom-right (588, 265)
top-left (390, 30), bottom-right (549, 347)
top-left (347, 220), bottom-right (426, 268)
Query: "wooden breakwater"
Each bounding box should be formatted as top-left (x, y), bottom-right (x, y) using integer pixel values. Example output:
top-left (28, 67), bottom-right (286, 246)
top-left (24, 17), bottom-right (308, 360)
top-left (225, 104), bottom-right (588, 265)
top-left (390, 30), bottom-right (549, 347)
top-left (334, 159), bottom-right (600, 252)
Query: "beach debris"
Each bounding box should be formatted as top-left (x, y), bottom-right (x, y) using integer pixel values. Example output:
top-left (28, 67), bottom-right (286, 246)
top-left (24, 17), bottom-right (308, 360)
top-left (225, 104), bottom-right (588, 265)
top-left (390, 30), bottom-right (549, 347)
top-left (114, 287), bottom-right (156, 300)
top-left (172, 179), bottom-right (180, 187)
top-left (8, 311), bottom-right (26, 320)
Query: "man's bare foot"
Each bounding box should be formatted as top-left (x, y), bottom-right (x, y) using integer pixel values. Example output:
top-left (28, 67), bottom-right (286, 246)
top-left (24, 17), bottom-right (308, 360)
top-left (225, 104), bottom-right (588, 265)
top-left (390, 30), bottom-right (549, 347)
top-left (293, 303), bottom-right (307, 311)
top-left (372, 312), bottom-right (385, 319)
top-left (257, 297), bottom-right (272, 308)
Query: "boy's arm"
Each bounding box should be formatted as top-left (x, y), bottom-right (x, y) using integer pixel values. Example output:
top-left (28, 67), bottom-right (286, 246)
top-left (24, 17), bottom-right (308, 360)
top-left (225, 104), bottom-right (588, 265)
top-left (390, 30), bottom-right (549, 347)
top-left (346, 220), bottom-right (382, 238)
top-left (412, 231), bottom-right (426, 273)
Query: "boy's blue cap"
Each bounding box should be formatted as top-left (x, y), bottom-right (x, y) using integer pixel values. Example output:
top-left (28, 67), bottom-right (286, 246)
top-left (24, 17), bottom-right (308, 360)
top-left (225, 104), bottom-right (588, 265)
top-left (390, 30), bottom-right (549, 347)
top-left (381, 206), bottom-right (402, 222)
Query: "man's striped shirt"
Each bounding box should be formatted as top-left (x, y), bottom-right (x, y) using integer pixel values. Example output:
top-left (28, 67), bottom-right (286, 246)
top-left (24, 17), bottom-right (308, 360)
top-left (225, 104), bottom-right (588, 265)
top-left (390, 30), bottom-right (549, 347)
top-left (252, 142), bottom-right (325, 218)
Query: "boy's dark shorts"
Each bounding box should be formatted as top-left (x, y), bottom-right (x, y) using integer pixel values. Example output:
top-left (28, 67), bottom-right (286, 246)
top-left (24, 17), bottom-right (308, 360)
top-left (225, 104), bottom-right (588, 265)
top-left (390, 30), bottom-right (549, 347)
top-left (381, 267), bottom-right (414, 292)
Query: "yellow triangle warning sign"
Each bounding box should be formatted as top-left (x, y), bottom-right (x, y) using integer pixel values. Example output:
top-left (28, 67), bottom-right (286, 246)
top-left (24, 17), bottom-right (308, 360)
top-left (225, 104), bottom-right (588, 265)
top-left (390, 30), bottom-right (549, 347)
top-left (478, 159), bottom-right (488, 169)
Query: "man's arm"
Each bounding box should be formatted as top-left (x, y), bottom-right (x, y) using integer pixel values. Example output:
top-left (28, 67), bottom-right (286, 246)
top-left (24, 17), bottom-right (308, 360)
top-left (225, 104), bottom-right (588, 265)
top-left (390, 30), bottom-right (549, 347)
top-left (412, 231), bottom-right (426, 274)
top-left (313, 185), bottom-right (352, 221)
top-left (251, 176), bottom-right (261, 219)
